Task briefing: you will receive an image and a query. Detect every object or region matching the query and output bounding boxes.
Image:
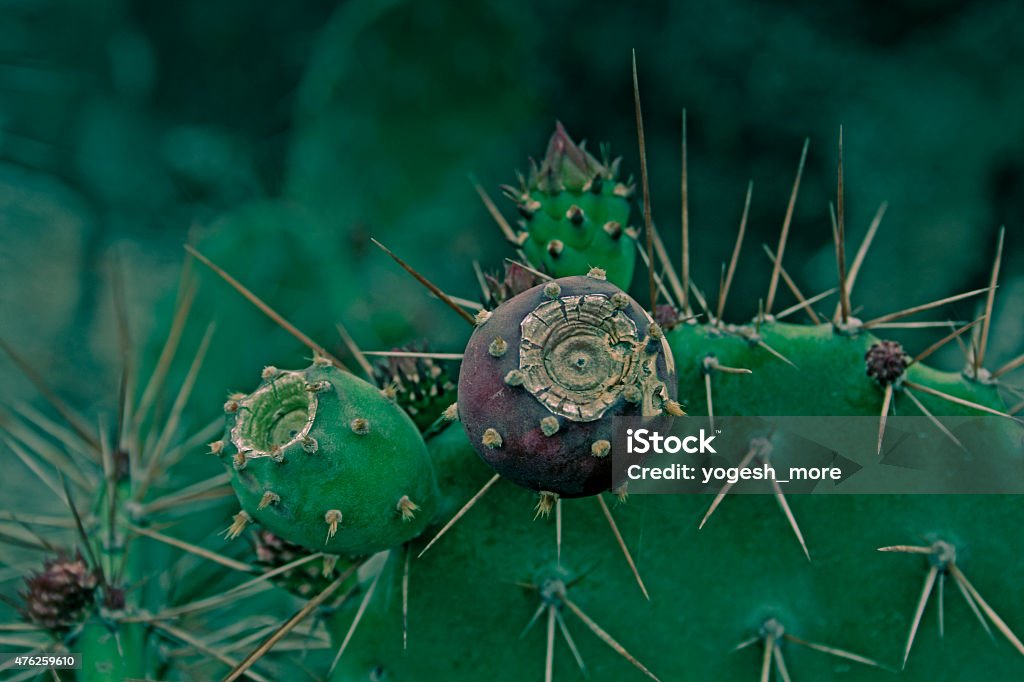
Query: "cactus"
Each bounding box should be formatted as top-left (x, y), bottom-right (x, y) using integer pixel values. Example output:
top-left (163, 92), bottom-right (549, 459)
top-left (305, 114), bottom-right (1024, 681)
top-left (217, 360), bottom-right (440, 557)
top-left (371, 342), bottom-right (458, 432)
top-left (0, 282), bottom-right (316, 681)
top-left (459, 272), bottom-right (678, 500)
top-left (6, 43), bottom-right (1024, 682)
top-left (171, 105), bottom-right (1024, 681)
top-left (505, 123), bottom-right (638, 289)
top-left (321, 334), bottom-right (1024, 682)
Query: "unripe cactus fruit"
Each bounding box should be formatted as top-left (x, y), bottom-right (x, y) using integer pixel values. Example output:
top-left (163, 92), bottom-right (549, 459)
top-left (218, 362), bottom-right (439, 556)
top-left (506, 123), bottom-right (637, 289)
top-left (251, 529), bottom-right (358, 598)
top-left (458, 274), bottom-right (677, 498)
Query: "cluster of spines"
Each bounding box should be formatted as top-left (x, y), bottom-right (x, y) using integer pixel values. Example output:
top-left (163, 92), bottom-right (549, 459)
top-left (19, 553), bottom-right (98, 632)
top-left (371, 343), bottom-right (458, 431)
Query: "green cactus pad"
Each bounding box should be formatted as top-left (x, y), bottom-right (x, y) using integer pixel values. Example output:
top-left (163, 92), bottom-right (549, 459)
top-left (510, 123), bottom-right (637, 289)
top-left (218, 361), bottom-right (439, 556)
top-left (323, 322), bottom-right (1024, 682)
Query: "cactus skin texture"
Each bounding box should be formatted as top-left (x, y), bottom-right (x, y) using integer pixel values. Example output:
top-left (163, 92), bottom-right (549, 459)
top-left (668, 321), bottom-right (1008, 418)
top-left (508, 123), bottom-right (637, 289)
top-left (218, 361), bottom-right (439, 556)
top-left (458, 274), bottom-right (677, 498)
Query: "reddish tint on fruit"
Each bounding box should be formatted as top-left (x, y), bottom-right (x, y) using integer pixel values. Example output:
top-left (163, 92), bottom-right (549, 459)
top-left (458, 274), bottom-right (678, 497)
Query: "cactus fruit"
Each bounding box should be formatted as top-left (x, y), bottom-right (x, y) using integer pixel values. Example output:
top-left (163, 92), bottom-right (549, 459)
top-left (218, 360), bottom-right (440, 556)
top-left (505, 123), bottom-right (638, 289)
top-left (458, 273), bottom-right (678, 498)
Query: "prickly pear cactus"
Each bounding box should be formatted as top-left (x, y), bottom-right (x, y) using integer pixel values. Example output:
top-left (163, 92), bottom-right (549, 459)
top-left (217, 360), bottom-right (439, 556)
top-left (313, 126), bottom-right (1024, 682)
top-left (459, 272), bottom-right (678, 499)
top-left (506, 123), bottom-right (638, 289)
top-left (13, 64), bottom-right (1018, 682)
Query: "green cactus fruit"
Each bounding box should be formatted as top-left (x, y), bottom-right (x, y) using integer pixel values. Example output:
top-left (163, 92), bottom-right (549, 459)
top-left (371, 342), bottom-right (458, 432)
top-left (216, 360), bottom-right (440, 556)
top-left (458, 272), bottom-right (679, 499)
top-left (507, 123), bottom-right (637, 289)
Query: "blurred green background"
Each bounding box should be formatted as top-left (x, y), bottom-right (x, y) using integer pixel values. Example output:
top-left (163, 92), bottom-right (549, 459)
top-left (2, 0), bottom-right (1023, 513)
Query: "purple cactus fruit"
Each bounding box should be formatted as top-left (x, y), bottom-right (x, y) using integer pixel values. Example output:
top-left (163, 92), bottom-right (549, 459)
top-left (458, 273), bottom-right (680, 498)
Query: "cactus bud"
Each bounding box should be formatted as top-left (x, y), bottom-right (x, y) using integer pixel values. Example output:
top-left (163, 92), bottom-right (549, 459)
top-left (19, 553), bottom-right (98, 632)
top-left (511, 123), bottom-right (637, 288)
top-left (866, 340), bottom-right (909, 386)
top-left (371, 342), bottom-right (458, 430)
